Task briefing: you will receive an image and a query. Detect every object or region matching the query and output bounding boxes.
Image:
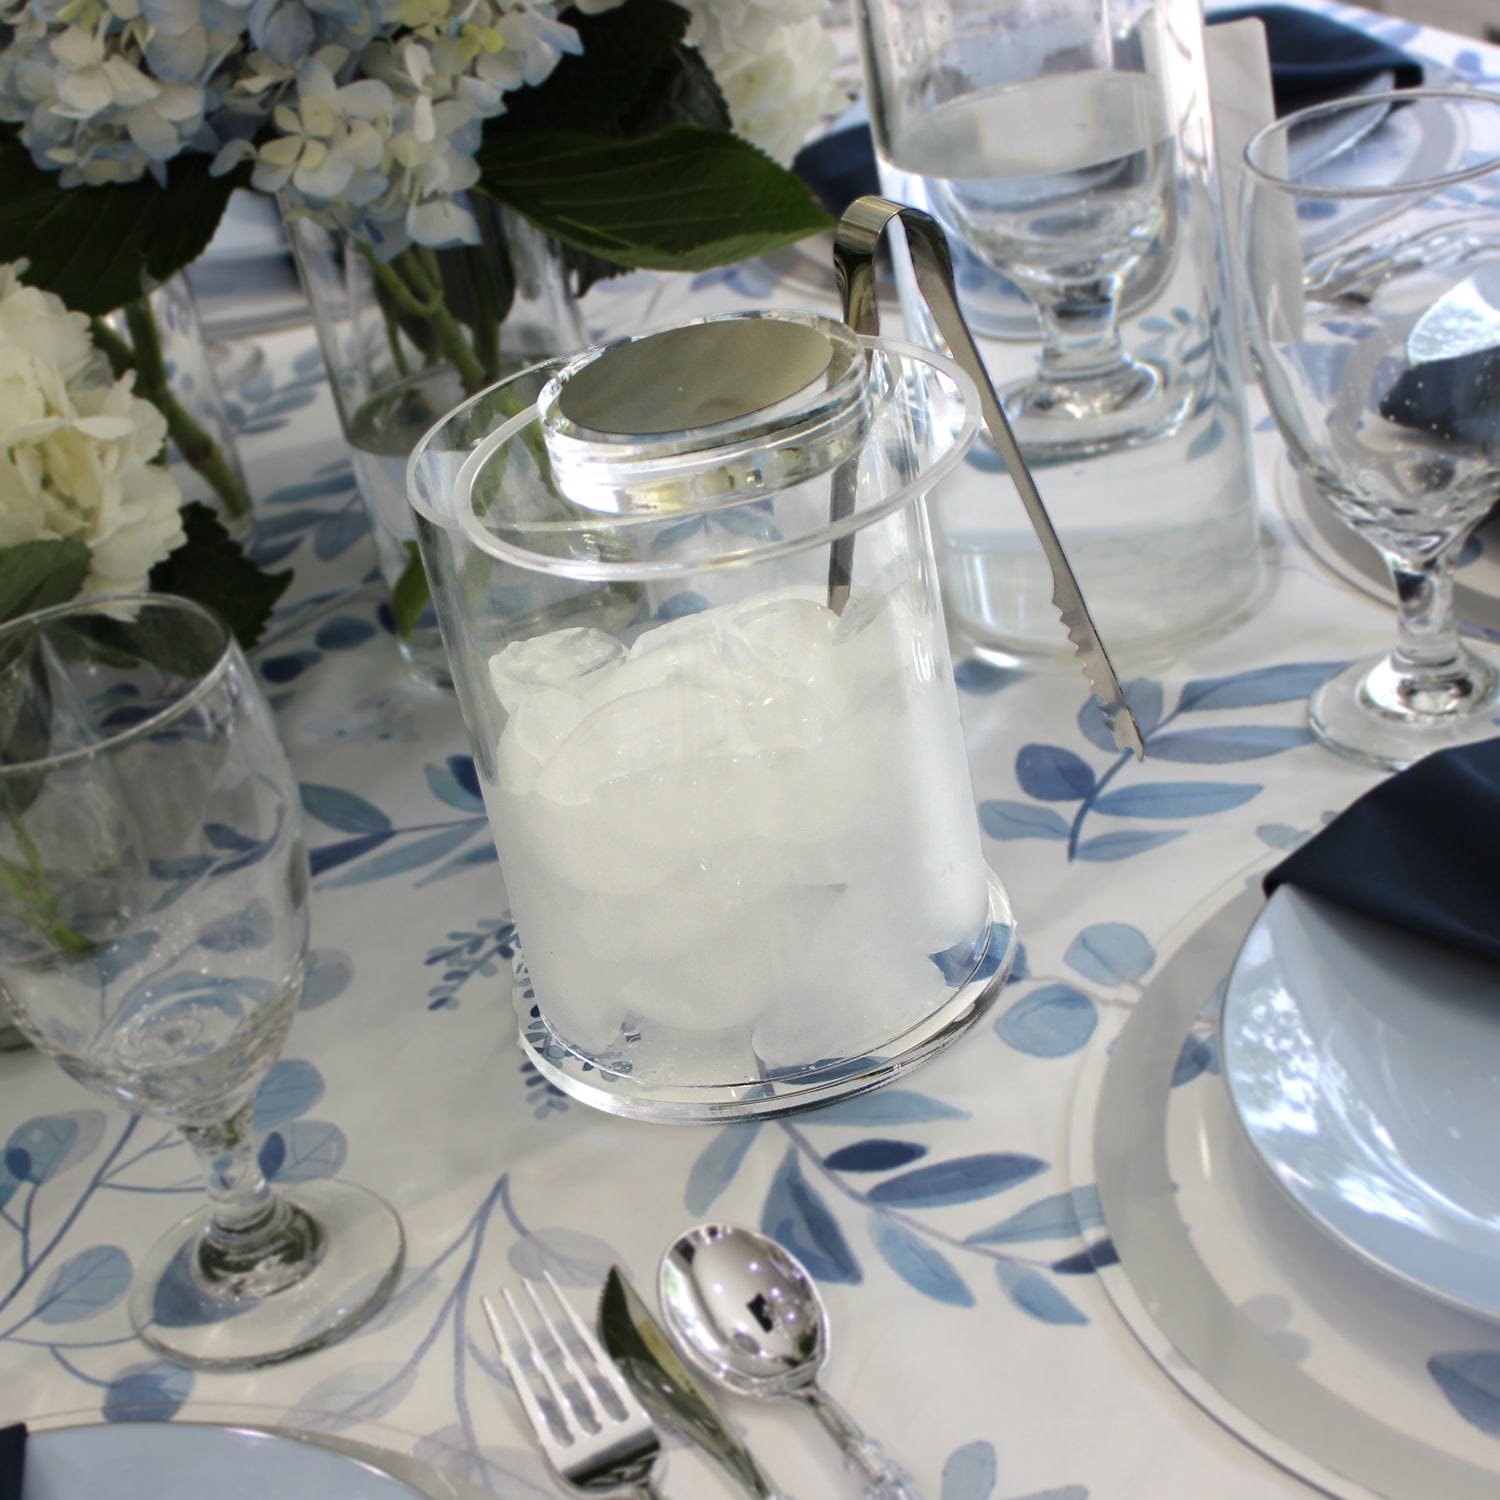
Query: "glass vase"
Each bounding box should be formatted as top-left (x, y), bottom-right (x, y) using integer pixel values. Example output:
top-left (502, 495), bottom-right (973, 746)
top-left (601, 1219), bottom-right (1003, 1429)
top-left (97, 272), bottom-right (255, 541)
top-left (286, 203), bottom-right (588, 686)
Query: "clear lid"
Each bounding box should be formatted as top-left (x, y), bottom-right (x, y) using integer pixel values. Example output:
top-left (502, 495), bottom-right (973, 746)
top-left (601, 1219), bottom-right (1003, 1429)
top-left (535, 311), bottom-right (872, 515)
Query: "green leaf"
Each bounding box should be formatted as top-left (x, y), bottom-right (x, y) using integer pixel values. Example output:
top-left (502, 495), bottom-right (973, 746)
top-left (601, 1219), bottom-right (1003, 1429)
top-left (0, 539), bottom-right (90, 624)
top-left (477, 124), bottom-right (832, 271)
top-left (499, 0), bottom-right (692, 134)
top-left (390, 542), bottom-right (432, 640)
top-left (147, 502), bottom-right (291, 651)
top-left (0, 128), bottom-right (242, 316)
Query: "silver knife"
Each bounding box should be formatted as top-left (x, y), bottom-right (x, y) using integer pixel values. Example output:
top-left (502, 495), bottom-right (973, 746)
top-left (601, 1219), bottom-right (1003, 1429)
top-left (831, 196), bottom-right (1145, 760)
top-left (597, 1265), bottom-right (794, 1500)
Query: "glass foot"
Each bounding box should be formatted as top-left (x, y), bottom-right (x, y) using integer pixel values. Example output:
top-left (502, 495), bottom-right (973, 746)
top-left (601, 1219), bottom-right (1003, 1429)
top-left (129, 1179), bottom-right (404, 1371)
top-left (1001, 356), bottom-right (1191, 462)
top-left (1309, 648), bottom-right (1500, 771)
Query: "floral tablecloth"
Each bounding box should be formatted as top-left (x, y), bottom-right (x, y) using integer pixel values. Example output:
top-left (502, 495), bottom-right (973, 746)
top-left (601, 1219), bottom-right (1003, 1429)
top-left (3, 10), bottom-right (1500, 1499)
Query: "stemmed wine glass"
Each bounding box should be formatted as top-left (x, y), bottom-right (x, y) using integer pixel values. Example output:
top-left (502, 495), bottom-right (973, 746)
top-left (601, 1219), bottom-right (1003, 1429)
top-left (0, 594), bottom-right (403, 1368)
top-left (856, 0), bottom-right (1191, 459)
top-left (1241, 89), bottom-right (1500, 769)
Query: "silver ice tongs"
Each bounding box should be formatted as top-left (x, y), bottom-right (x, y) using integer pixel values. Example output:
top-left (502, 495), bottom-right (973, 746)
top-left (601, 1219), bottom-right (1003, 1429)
top-left (829, 196), bottom-right (1145, 760)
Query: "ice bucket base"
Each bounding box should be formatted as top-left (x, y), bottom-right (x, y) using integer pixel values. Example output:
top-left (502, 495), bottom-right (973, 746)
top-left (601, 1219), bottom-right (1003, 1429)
top-left (514, 868), bottom-right (1016, 1123)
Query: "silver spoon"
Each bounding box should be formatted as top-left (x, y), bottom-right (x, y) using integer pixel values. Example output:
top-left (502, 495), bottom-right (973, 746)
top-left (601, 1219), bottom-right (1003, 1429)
top-left (659, 1224), bottom-right (922, 1500)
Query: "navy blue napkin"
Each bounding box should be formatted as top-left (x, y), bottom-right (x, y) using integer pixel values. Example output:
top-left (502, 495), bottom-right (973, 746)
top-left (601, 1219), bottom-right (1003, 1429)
top-left (1264, 738), bottom-right (1500, 967)
top-left (794, 7), bottom-right (1427, 215)
top-left (0, 1422), bottom-right (25, 1500)
top-left (1207, 4), bottom-right (1425, 116)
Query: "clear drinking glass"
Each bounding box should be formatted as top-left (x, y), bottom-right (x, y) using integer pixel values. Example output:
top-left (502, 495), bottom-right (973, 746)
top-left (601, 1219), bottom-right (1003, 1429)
top-left (856, 0), bottom-right (1192, 459)
top-left (0, 595), bottom-right (403, 1368)
top-left (1241, 90), bottom-right (1500, 769)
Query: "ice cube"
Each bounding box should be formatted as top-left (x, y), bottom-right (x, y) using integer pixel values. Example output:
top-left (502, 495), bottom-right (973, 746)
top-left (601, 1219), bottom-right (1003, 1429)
top-left (533, 681), bottom-right (737, 806)
top-left (488, 628), bottom-right (625, 714)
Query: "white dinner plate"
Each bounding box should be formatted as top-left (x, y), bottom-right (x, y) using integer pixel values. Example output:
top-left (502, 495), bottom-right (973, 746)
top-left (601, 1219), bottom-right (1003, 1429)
top-left (1222, 885), bottom-right (1500, 1321)
top-left (21, 1423), bottom-right (424, 1499)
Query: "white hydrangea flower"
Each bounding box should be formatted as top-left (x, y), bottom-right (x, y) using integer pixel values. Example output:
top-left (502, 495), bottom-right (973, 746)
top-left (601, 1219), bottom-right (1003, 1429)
top-left (679, 0), bottom-right (842, 164)
top-left (0, 262), bottom-right (185, 598)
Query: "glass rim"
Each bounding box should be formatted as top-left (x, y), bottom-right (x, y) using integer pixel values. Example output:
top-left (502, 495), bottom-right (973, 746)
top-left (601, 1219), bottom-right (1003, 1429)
top-left (1242, 86), bottom-right (1500, 198)
top-left (415, 334), bottom-right (982, 584)
top-left (0, 592), bottom-right (235, 776)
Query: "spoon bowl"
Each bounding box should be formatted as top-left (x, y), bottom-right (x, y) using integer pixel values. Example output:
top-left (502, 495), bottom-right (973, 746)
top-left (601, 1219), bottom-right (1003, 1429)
top-left (659, 1223), bottom-right (923, 1500)
top-left (659, 1223), bottom-right (826, 1399)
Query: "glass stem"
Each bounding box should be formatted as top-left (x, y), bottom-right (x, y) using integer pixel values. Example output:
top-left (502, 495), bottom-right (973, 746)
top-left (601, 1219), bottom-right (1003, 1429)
top-left (180, 1102), bottom-right (320, 1291)
top-left (1032, 276), bottom-right (1130, 385)
top-left (1385, 546), bottom-right (1468, 691)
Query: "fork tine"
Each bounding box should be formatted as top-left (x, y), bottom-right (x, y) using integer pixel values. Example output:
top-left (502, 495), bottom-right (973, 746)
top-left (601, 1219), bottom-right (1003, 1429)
top-left (541, 1270), bottom-right (638, 1417)
top-left (509, 1284), bottom-right (592, 1435)
top-left (480, 1293), bottom-right (561, 1446)
top-left (521, 1277), bottom-right (609, 1429)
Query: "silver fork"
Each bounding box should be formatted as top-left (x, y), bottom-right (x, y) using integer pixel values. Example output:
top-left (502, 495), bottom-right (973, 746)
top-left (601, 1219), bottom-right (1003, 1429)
top-left (482, 1273), bottom-right (666, 1498)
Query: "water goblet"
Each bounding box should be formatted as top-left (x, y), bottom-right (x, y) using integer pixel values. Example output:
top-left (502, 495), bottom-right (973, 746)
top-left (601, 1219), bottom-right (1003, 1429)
top-left (856, 0), bottom-right (1191, 459)
top-left (0, 594), bottom-right (403, 1368)
top-left (1241, 89), bottom-right (1500, 769)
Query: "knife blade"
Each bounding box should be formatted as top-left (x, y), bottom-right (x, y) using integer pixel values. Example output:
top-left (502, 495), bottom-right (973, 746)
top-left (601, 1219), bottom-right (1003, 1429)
top-left (596, 1265), bottom-right (791, 1500)
top-left (832, 196), bottom-right (1146, 760)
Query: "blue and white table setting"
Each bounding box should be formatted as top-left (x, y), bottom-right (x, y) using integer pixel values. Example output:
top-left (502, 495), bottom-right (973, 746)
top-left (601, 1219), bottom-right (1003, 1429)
top-left (3, 4), bottom-right (1500, 1500)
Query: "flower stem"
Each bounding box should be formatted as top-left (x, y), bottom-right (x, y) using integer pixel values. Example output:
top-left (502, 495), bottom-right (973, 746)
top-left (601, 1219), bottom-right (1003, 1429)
top-left (0, 808), bottom-right (95, 957)
top-left (364, 246), bottom-right (490, 396)
top-left (91, 303), bottom-right (253, 521)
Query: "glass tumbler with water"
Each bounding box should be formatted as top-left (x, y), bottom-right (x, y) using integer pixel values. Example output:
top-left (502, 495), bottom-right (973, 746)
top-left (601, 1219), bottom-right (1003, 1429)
top-left (409, 311), bottom-right (1017, 1121)
top-left (0, 595), bottom-right (403, 1368)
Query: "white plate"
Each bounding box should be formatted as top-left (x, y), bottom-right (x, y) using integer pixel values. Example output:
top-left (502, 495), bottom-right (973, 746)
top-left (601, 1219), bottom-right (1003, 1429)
top-left (1222, 885), bottom-right (1500, 1321)
top-left (22, 1423), bottom-right (423, 1499)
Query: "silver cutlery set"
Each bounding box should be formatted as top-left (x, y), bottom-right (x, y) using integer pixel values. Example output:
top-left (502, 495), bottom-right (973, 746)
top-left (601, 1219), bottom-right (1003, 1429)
top-left (482, 1223), bottom-right (919, 1500)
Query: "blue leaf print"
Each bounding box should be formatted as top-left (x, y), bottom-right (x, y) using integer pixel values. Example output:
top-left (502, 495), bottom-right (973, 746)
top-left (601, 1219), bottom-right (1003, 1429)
top-left (197, 898), bottom-right (275, 952)
top-left (1148, 727), bottom-right (1311, 762)
top-left (824, 1140), bottom-right (927, 1173)
top-left (260, 650), bottom-right (320, 684)
top-left (995, 1261), bottom-right (1087, 1325)
top-left (979, 800), bottom-right (1070, 841)
top-left (415, 840), bottom-right (500, 887)
top-left (867, 1153), bottom-right (1045, 1208)
top-left (1065, 925), bottom-right (1154, 985)
top-left (954, 659), bottom-right (1022, 695)
top-left (1092, 782), bottom-right (1260, 819)
top-left (1171, 1034), bottom-right (1216, 1087)
top-left (808, 1091), bottom-right (969, 1126)
top-left (425, 755), bottom-right (485, 812)
top-left (320, 824), bottom-right (480, 888)
top-left (1187, 416), bottom-right (1224, 460)
top-left (296, 1361), bottom-right (418, 1426)
top-left (260, 1121), bottom-right (346, 1182)
top-left (685, 1124), bottom-right (761, 1215)
top-left (997, 986), bottom-right (1098, 1057)
top-left (253, 1059), bottom-right (325, 1131)
top-left (942, 1440), bottom-right (997, 1500)
top-left (967, 1187), bottom-right (1103, 1246)
top-left (309, 831), bottom-right (396, 877)
top-left (314, 508), bottom-right (371, 562)
top-left (762, 1148), bottom-right (861, 1283)
top-left (871, 1216), bottom-right (974, 1306)
top-left (33, 1244), bottom-right (132, 1324)
top-left (1075, 829), bottom-right (1184, 861)
top-left (5, 1114), bottom-right (80, 1183)
top-left (205, 823), bottom-right (257, 853)
top-left (314, 616), bottom-right (377, 651)
top-left (1076, 697), bottom-right (1118, 753)
top-left (1430, 1352), bottom-right (1500, 1437)
top-left (103, 1362), bottom-right (193, 1424)
top-left (1178, 663), bottom-right (1345, 712)
top-left (300, 783), bottom-right (392, 834)
top-left (300, 949), bottom-right (354, 1010)
top-left (1016, 744), bottom-right (1096, 801)
top-left (1052, 1240), bottom-right (1118, 1273)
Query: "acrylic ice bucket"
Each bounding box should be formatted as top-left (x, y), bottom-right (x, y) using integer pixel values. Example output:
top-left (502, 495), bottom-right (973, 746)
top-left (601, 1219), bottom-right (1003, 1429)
top-left (407, 310), bottom-right (1015, 1121)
